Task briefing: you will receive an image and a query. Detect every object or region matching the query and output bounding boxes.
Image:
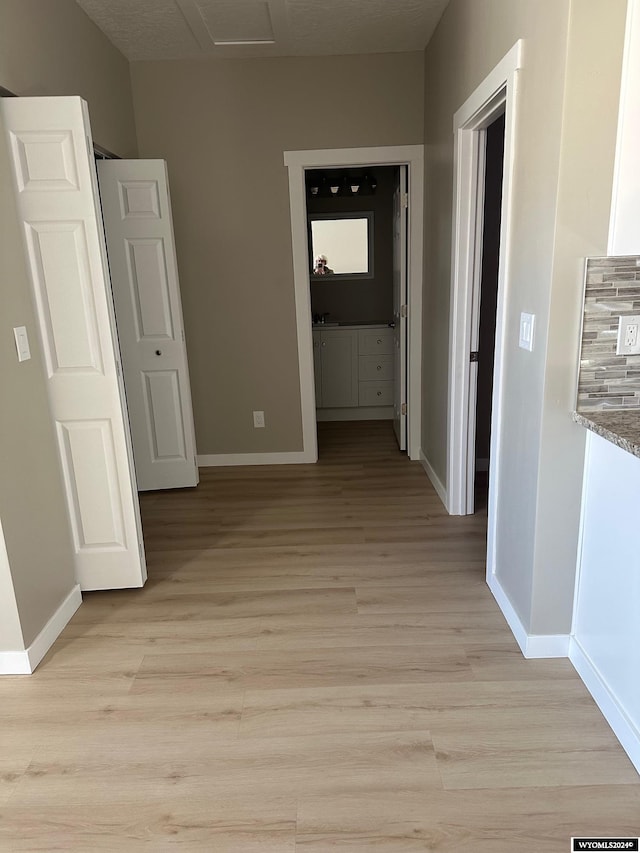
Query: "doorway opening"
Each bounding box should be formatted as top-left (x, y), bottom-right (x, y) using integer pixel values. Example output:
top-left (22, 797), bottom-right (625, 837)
top-left (472, 112), bottom-right (505, 510)
top-left (446, 40), bottom-right (521, 590)
top-left (305, 165), bottom-right (408, 456)
top-left (284, 145), bottom-right (424, 464)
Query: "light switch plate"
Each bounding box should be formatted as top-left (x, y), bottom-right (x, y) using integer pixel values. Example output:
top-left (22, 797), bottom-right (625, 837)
top-left (13, 326), bottom-right (31, 362)
top-left (519, 312), bottom-right (535, 352)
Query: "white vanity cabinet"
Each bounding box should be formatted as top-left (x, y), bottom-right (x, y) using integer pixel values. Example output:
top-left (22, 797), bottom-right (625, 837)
top-left (314, 329), bottom-right (359, 408)
top-left (312, 330), bottom-right (323, 408)
top-left (357, 328), bottom-right (394, 406)
top-left (313, 325), bottom-right (394, 420)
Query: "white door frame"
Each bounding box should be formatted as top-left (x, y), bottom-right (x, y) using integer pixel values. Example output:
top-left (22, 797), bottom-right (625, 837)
top-left (284, 145), bottom-right (424, 462)
top-left (447, 41), bottom-right (522, 572)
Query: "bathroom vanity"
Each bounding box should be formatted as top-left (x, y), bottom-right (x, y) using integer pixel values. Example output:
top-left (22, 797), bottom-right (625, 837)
top-left (312, 324), bottom-right (395, 420)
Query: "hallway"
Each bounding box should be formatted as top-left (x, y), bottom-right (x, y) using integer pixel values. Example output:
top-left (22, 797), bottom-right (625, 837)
top-left (1, 421), bottom-right (638, 850)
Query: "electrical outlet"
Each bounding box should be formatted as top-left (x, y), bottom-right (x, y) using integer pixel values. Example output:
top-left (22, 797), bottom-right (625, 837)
top-left (617, 315), bottom-right (640, 355)
top-left (253, 410), bottom-right (265, 428)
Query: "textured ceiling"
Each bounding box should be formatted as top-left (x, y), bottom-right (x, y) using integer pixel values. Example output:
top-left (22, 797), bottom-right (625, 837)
top-left (75, 0), bottom-right (450, 61)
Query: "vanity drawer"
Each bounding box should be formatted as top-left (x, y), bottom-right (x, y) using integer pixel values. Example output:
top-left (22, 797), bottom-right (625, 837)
top-left (358, 328), bottom-right (394, 355)
top-left (359, 353), bottom-right (393, 382)
top-left (359, 381), bottom-right (394, 406)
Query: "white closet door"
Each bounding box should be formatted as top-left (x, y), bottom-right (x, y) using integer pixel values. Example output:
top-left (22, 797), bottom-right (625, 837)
top-left (1, 96), bottom-right (146, 591)
top-left (392, 166), bottom-right (408, 451)
top-left (97, 160), bottom-right (198, 492)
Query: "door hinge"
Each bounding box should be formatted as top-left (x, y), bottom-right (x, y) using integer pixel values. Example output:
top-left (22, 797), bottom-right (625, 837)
top-left (470, 351), bottom-right (479, 362)
top-left (401, 402), bottom-right (407, 416)
top-left (402, 192), bottom-right (409, 209)
top-left (401, 304), bottom-right (408, 318)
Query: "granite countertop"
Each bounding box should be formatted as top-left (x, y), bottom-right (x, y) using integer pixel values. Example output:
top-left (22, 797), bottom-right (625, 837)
top-left (573, 410), bottom-right (640, 459)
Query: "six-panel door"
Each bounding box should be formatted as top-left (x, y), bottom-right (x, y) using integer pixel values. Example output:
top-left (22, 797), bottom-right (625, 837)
top-left (1, 96), bottom-right (146, 590)
top-left (97, 160), bottom-right (198, 492)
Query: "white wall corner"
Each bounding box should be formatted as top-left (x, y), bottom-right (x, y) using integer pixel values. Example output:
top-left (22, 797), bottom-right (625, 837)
top-left (569, 636), bottom-right (640, 775)
top-left (0, 584), bottom-right (82, 675)
top-left (487, 571), bottom-right (569, 659)
top-left (419, 449), bottom-right (449, 510)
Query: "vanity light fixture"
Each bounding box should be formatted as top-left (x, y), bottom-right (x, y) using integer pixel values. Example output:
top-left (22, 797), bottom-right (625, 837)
top-left (306, 170), bottom-right (377, 198)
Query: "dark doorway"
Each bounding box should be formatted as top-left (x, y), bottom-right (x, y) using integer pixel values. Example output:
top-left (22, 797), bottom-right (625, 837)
top-left (474, 112), bottom-right (505, 506)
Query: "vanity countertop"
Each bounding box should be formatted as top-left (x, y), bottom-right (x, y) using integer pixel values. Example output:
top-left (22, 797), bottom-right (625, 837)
top-left (573, 410), bottom-right (640, 459)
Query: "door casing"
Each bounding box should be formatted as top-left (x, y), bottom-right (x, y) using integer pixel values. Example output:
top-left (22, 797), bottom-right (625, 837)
top-left (284, 145), bottom-right (424, 462)
top-left (446, 41), bottom-right (522, 588)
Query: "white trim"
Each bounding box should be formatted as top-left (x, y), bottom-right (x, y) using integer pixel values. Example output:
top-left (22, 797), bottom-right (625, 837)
top-left (608, 0), bottom-right (640, 255)
top-left (197, 451), bottom-right (312, 467)
top-left (0, 650), bottom-right (30, 676)
top-left (446, 44), bottom-right (523, 625)
top-left (569, 636), bottom-right (640, 775)
top-left (0, 584), bottom-right (82, 675)
top-left (487, 570), bottom-right (569, 659)
top-left (284, 145), bottom-right (424, 462)
top-left (419, 449), bottom-right (448, 509)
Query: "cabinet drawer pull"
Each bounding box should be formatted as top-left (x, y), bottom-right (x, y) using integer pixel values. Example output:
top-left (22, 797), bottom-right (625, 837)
top-left (377, 338), bottom-right (382, 344)
top-left (377, 391), bottom-right (382, 397)
top-left (377, 364), bottom-right (382, 371)
top-left (322, 341), bottom-right (326, 347)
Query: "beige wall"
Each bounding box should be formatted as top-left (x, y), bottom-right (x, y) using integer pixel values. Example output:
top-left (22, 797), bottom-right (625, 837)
top-left (0, 0), bottom-right (137, 157)
top-left (0, 0), bottom-right (138, 650)
top-left (0, 520), bottom-right (24, 651)
top-left (422, 0), bottom-right (626, 634)
top-left (531, 0), bottom-right (627, 633)
top-left (131, 53), bottom-right (424, 454)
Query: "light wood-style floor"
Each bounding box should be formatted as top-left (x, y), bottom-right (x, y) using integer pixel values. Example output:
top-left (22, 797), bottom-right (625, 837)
top-left (2, 421), bottom-right (638, 850)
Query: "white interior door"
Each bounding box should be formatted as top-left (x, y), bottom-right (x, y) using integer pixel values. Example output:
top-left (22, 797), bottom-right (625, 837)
top-left (1, 96), bottom-right (146, 591)
top-left (97, 160), bottom-right (198, 492)
top-left (392, 166), bottom-right (408, 450)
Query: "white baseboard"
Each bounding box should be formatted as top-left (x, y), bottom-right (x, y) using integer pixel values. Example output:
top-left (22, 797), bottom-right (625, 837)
top-left (486, 571), bottom-right (569, 659)
top-left (0, 584), bottom-right (82, 675)
top-left (197, 450), bottom-right (314, 467)
top-left (569, 637), bottom-right (640, 775)
top-left (419, 449), bottom-right (448, 509)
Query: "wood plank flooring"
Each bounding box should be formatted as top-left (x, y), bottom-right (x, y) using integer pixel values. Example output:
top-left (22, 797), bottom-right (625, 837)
top-left (1, 420), bottom-right (638, 850)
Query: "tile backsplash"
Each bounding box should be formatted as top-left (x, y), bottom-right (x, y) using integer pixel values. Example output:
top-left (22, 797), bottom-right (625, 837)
top-left (578, 255), bottom-right (640, 411)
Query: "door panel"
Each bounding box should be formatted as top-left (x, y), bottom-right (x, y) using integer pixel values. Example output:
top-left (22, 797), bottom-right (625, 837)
top-left (1, 96), bottom-right (146, 591)
top-left (393, 167), bottom-right (408, 450)
top-left (320, 331), bottom-right (358, 408)
top-left (126, 238), bottom-right (174, 339)
top-left (98, 160), bottom-right (198, 492)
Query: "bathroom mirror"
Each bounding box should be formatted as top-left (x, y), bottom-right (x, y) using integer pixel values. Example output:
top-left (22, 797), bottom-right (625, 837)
top-left (309, 212), bottom-right (374, 279)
